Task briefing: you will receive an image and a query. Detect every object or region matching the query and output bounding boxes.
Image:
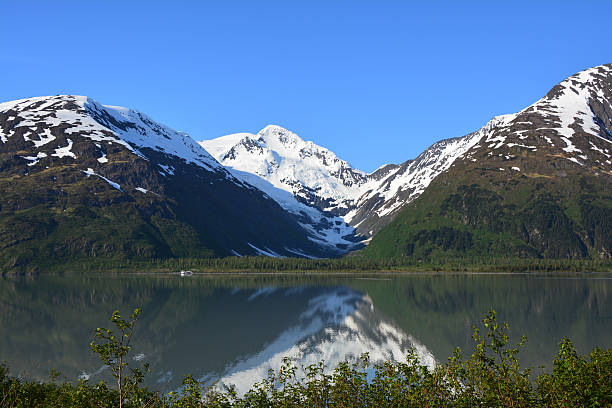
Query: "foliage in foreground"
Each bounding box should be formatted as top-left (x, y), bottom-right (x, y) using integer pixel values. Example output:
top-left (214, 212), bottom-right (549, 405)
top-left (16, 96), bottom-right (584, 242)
top-left (1, 310), bottom-right (610, 408)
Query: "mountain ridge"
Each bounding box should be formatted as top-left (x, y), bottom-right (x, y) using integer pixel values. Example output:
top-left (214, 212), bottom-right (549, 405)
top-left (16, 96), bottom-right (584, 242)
top-left (200, 115), bottom-right (514, 239)
top-left (364, 63), bottom-right (612, 260)
top-left (2, 63), bottom-right (612, 269)
top-left (0, 95), bottom-right (340, 270)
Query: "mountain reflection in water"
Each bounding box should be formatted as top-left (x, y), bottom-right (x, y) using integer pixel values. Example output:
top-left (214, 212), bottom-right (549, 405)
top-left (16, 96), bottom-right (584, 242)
top-left (210, 287), bottom-right (435, 395)
top-left (0, 274), bottom-right (610, 393)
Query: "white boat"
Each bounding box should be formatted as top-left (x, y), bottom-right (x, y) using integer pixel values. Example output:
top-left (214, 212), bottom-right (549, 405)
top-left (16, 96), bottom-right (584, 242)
top-left (179, 270), bottom-right (193, 277)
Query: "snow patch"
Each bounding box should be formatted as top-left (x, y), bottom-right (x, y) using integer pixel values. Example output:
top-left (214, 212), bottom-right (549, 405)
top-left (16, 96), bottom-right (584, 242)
top-left (560, 136), bottom-right (581, 154)
top-left (20, 152), bottom-right (47, 166)
top-left (507, 143), bottom-right (537, 150)
top-left (158, 164), bottom-right (175, 175)
top-left (589, 142), bottom-right (611, 158)
top-left (31, 129), bottom-right (56, 147)
top-left (284, 247), bottom-right (320, 259)
top-left (82, 168), bottom-right (122, 190)
top-left (247, 243), bottom-right (283, 258)
top-left (52, 138), bottom-right (76, 159)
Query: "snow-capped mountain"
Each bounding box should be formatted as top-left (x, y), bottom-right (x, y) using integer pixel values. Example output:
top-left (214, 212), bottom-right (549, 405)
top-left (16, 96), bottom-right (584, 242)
top-left (0, 95), bottom-right (342, 268)
top-left (358, 65), bottom-right (612, 240)
top-left (467, 64), bottom-right (612, 169)
top-left (1, 95), bottom-right (225, 174)
top-left (202, 125), bottom-right (369, 214)
top-left (364, 63), bottom-right (612, 259)
top-left (3, 63), bottom-right (611, 267)
top-left (346, 115), bottom-right (515, 236)
top-left (200, 122), bottom-right (501, 238)
top-left (201, 64), bottom-right (612, 244)
top-left (201, 125), bottom-right (370, 249)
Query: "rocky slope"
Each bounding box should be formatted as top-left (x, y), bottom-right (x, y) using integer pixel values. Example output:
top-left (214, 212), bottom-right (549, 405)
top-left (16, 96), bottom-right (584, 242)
top-left (364, 63), bottom-right (612, 260)
top-left (3, 63), bottom-right (611, 267)
top-left (345, 122), bottom-right (496, 236)
top-left (201, 126), bottom-right (368, 249)
top-left (203, 125), bottom-right (369, 215)
top-left (200, 123), bottom-right (490, 240)
top-left (0, 95), bottom-right (341, 269)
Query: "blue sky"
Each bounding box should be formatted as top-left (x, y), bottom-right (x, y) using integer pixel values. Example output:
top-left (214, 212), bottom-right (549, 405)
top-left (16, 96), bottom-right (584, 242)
top-left (2, 1), bottom-right (611, 172)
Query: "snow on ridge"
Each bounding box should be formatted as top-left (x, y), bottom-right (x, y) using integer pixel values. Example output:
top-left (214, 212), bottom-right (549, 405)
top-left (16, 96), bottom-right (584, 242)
top-left (349, 115), bottom-right (510, 221)
top-left (86, 98), bottom-right (224, 172)
top-left (490, 63), bottom-right (612, 165)
top-left (0, 95), bottom-right (58, 112)
top-left (369, 163), bottom-right (398, 176)
top-left (201, 132), bottom-right (255, 158)
top-left (0, 95), bottom-right (227, 175)
top-left (521, 65), bottom-right (611, 140)
top-left (200, 125), bottom-right (368, 206)
top-left (257, 124), bottom-right (367, 178)
top-left (228, 168), bottom-right (361, 252)
top-left (202, 120), bottom-right (505, 234)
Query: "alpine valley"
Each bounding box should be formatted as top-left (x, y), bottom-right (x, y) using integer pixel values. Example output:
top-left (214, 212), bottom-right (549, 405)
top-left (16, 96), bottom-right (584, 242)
top-left (1, 63), bottom-right (612, 270)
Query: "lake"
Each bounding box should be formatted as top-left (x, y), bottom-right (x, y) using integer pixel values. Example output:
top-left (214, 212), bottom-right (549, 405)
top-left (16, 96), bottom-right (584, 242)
top-left (1, 272), bottom-right (610, 394)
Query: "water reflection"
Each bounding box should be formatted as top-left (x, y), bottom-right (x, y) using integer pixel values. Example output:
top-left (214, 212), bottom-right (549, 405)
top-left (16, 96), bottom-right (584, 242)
top-left (0, 273), bottom-right (610, 392)
top-left (211, 287), bottom-right (435, 394)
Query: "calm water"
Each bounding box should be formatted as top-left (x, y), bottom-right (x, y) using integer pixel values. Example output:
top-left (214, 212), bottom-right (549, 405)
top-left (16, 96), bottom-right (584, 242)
top-left (1, 272), bottom-right (610, 393)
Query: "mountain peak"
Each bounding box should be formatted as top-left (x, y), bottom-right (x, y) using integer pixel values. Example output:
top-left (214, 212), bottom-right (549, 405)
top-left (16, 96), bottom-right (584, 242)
top-left (364, 64), bottom-right (612, 261)
top-left (201, 125), bottom-right (369, 201)
top-left (256, 124), bottom-right (310, 153)
top-left (1, 94), bottom-right (342, 262)
top-left (259, 124), bottom-right (292, 135)
top-left (0, 94), bottom-right (223, 173)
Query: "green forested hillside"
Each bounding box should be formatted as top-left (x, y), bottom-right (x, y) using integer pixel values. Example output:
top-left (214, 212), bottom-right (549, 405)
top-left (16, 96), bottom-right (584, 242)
top-left (364, 64), bottom-right (612, 261)
top-left (0, 96), bottom-right (337, 272)
top-left (363, 159), bottom-right (612, 261)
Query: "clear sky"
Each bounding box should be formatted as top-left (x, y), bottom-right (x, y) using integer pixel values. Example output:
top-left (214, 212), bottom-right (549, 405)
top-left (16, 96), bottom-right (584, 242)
top-left (2, 1), bottom-right (611, 172)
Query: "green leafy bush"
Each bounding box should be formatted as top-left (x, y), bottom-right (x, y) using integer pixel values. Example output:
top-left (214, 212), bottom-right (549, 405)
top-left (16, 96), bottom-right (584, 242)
top-left (1, 309), bottom-right (610, 407)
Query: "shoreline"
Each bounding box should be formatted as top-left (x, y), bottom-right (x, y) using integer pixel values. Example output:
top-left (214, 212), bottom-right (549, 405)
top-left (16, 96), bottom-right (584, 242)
top-left (3, 268), bottom-right (612, 279)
